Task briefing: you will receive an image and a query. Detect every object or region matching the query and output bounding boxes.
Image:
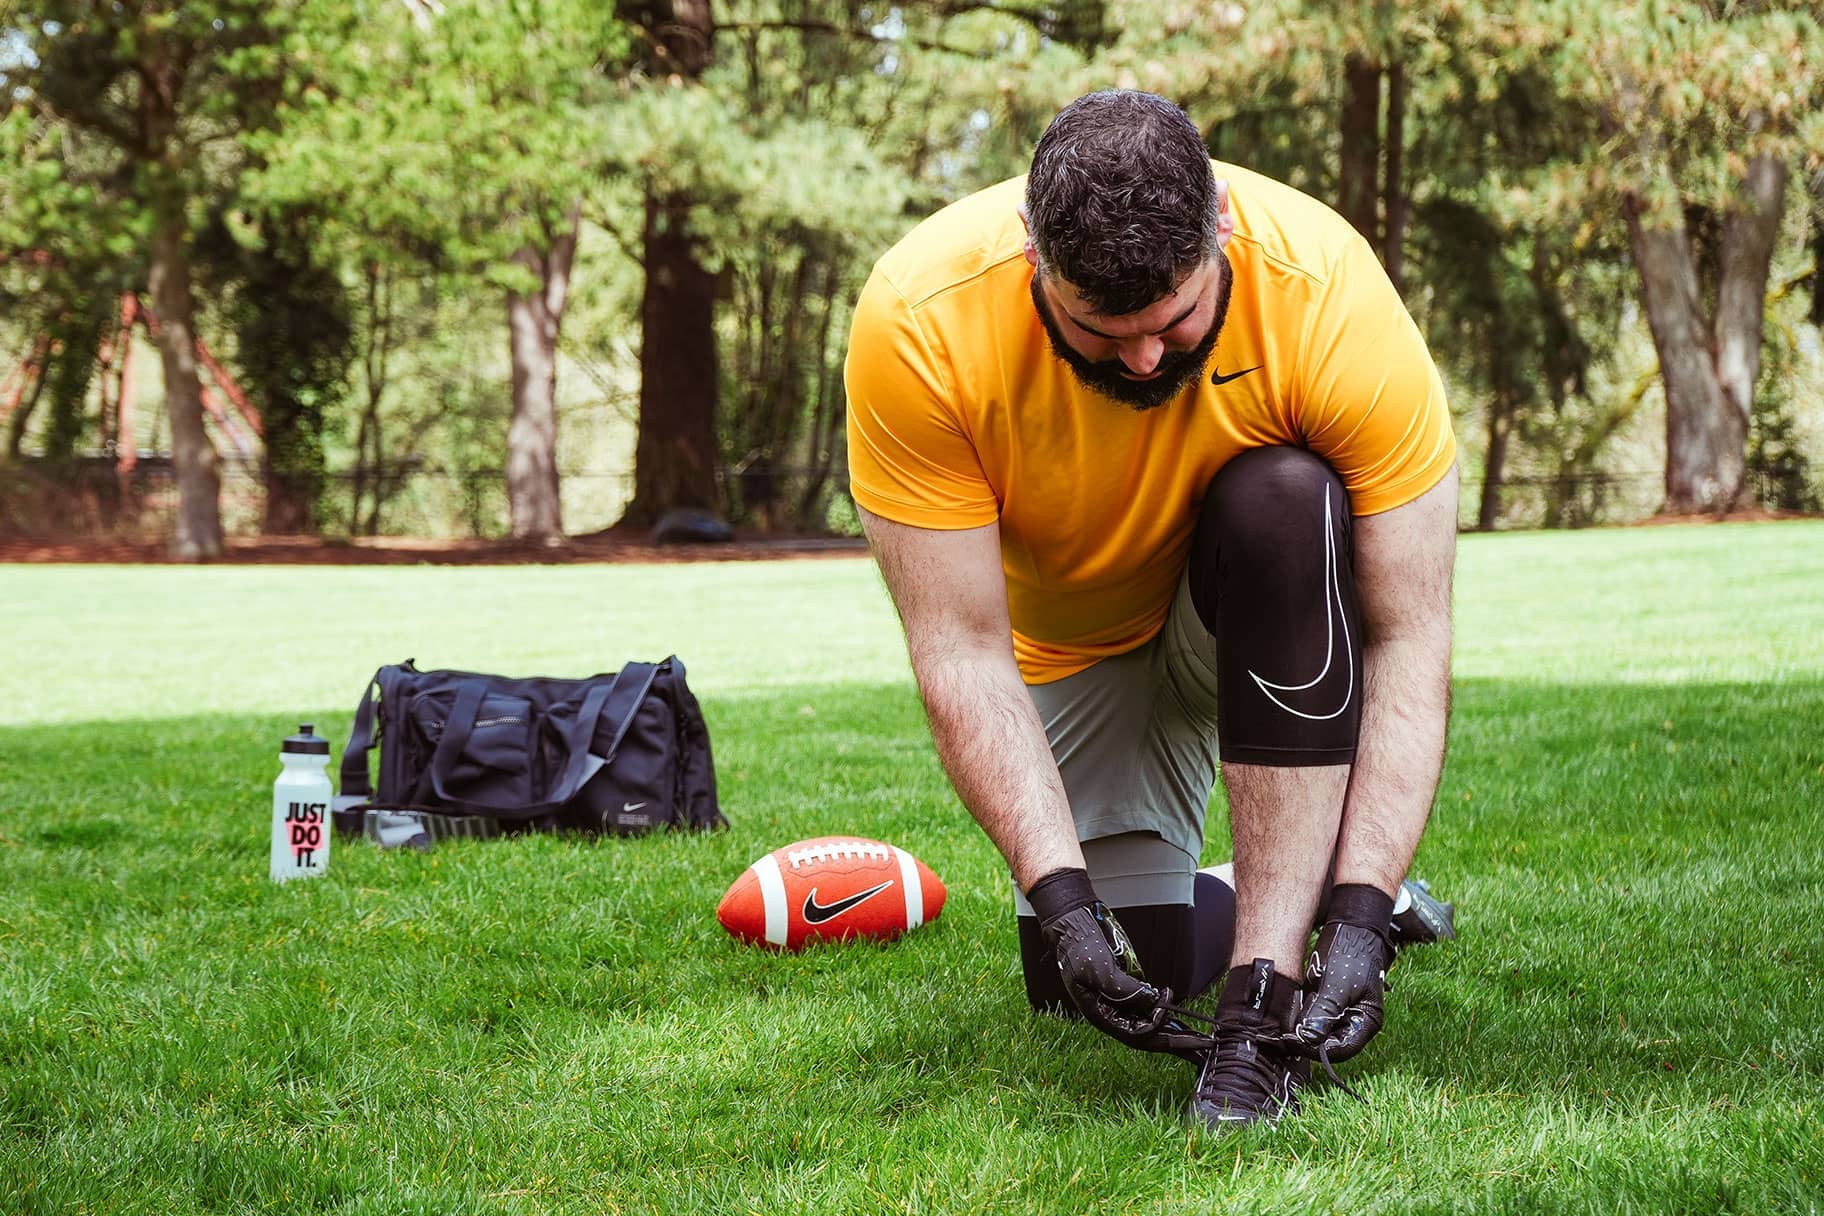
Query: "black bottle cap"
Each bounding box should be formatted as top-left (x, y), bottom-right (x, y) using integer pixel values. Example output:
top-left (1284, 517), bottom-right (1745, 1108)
top-left (282, 724), bottom-right (331, 755)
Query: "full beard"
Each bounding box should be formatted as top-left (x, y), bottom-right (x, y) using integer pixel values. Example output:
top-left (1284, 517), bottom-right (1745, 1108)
top-left (1029, 253), bottom-right (1231, 412)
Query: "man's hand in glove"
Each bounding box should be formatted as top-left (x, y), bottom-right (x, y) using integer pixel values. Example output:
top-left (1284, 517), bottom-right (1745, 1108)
top-left (1291, 883), bottom-right (1396, 1064)
top-left (1026, 867), bottom-right (1175, 1049)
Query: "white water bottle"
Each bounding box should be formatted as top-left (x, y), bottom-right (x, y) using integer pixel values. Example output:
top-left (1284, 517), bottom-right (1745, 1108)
top-left (271, 724), bottom-right (333, 882)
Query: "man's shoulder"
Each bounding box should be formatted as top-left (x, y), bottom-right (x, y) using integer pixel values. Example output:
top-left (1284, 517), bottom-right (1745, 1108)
top-left (869, 176), bottom-right (1029, 312)
top-left (1218, 161), bottom-right (1368, 288)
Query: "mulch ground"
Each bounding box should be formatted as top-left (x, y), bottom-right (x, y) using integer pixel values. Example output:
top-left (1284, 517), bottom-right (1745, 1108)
top-left (1626, 507), bottom-right (1815, 527)
top-left (2, 509), bottom-right (1815, 565)
top-left (0, 529), bottom-right (870, 565)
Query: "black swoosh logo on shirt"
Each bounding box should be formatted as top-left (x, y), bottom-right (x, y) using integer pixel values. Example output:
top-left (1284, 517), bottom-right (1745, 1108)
top-left (803, 881), bottom-right (895, 924)
top-left (1211, 364), bottom-right (1261, 385)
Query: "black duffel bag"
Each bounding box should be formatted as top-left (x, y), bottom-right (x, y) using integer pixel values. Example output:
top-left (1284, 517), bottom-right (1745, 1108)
top-left (333, 656), bottom-right (724, 843)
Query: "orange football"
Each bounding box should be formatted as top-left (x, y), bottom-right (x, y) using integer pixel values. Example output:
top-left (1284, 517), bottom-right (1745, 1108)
top-left (717, 836), bottom-right (946, 950)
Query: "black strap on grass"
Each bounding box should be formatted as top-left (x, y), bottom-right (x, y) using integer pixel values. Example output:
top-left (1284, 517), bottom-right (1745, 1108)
top-left (339, 665), bottom-right (390, 800)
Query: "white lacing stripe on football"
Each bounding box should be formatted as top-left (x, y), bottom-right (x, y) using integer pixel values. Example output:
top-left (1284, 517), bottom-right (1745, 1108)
top-left (892, 845), bottom-right (923, 930)
top-left (787, 840), bottom-right (890, 869)
top-left (753, 853), bottom-right (788, 946)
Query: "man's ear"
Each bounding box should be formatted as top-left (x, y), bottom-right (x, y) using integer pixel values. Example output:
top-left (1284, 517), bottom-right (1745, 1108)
top-left (1214, 179), bottom-right (1235, 249)
top-left (1018, 204), bottom-right (1041, 267)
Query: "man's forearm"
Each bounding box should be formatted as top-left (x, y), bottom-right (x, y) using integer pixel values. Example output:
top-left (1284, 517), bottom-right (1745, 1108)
top-left (911, 642), bottom-right (1084, 890)
top-left (1332, 629), bottom-right (1451, 894)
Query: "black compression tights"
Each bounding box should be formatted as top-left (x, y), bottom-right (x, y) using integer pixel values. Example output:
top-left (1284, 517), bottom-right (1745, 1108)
top-left (1190, 445), bottom-right (1363, 766)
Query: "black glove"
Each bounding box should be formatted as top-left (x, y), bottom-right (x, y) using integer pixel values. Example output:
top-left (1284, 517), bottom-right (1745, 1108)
top-left (1027, 867), bottom-right (1175, 1050)
top-left (1291, 883), bottom-right (1396, 1064)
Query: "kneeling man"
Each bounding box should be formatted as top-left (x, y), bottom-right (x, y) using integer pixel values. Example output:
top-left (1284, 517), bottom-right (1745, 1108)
top-left (845, 89), bottom-right (1458, 1131)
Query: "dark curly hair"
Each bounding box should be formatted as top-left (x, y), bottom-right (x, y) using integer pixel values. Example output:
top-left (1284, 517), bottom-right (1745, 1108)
top-left (1024, 90), bottom-right (1218, 316)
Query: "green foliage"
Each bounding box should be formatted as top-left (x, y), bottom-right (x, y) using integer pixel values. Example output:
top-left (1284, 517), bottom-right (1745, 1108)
top-left (37, 287), bottom-right (109, 462)
top-left (0, 95), bottom-right (142, 480)
top-left (603, 1), bottom-right (1095, 529)
top-left (1090, 1), bottom-right (1651, 521)
top-left (1748, 295), bottom-right (1820, 512)
top-left (310, 263), bottom-right (524, 539)
top-left (659, 8), bottom-right (928, 528)
top-left (5, 1), bottom-right (1822, 534)
top-left (1100, 0), bottom-right (1824, 522)
top-left (0, 0), bottom-right (328, 536)
top-left (249, 0), bottom-right (628, 281)
top-left (1, 0), bottom-right (305, 217)
top-left (0, 101), bottom-right (142, 349)
top-left (1533, 0), bottom-right (1822, 221)
top-left (0, 108), bottom-right (137, 280)
top-left (196, 205), bottom-right (355, 530)
top-left (1749, 395), bottom-right (1817, 512)
top-left (237, 0), bottom-right (636, 535)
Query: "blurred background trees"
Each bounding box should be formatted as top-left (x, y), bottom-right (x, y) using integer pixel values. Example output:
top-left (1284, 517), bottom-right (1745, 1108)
top-left (1, 0), bottom-right (1819, 551)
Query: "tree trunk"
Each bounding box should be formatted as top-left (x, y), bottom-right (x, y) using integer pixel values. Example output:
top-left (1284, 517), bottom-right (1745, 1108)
top-left (619, 0), bottom-right (719, 529)
top-left (247, 218), bottom-right (349, 536)
top-left (1714, 154), bottom-right (1788, 446)
top-left (1338, 53), bottom-right (1381, 245)
top-left (148, 219), bottom-right (222, 559)
top-left (116, 309), bottom-right (139, 510)
top-left (136, 27), bottom-right (221, 558)
top-left (352, 263), bottom-right (391, 535)
top-left (1478, 388), bottom-right (1514, 531)
top-left (263, 435), bottom-right (317, 534)
top-left (505, 203), bottom-right (581, 541)
top-left (6, 355), bottom-right (48, 459)
top-left (1624, 155), bottom-right (1786, 515)
top-left (622, 188), bottom-right (722, 526)
top-left (1, 334), bottom-right (51, 434)
top-left (43, 295), bottom-right (107, 465)
top-left (794, 258), bottom-right (846, 528)
top-left (1810, 174), bottom-right (1824, 326)
top-left (1382, 58), bottom-right (1407, 296)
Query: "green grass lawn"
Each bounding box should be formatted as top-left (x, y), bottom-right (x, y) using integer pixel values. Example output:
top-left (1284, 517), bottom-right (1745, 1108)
top-left (3, 521), bottom-right (1822, 1214)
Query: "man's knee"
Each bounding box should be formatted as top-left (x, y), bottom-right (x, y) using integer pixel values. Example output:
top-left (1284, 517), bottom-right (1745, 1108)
top-left (1193, 447), bottom-right (1348, 579)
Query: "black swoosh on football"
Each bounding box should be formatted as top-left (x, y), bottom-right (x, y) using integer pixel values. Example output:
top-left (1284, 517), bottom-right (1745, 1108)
top-left (1211, 364), bottom-right (1261, 385)
top-left (803, 880), bottom-right (895, 924)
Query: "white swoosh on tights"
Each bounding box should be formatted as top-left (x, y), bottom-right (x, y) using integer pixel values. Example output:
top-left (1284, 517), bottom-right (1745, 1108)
top-left (1247, 484), bottom-right (1355, 721)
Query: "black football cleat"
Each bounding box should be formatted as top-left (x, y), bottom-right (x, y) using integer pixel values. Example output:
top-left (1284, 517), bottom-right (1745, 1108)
top-left (1188, 959), bottom-right (1309, 1133)
top-left (1389, 878), bottom-right (1455, 947)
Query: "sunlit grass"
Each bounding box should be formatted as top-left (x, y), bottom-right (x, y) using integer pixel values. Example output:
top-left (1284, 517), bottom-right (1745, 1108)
top-left (3, 520), bottom-right (1822, 1213)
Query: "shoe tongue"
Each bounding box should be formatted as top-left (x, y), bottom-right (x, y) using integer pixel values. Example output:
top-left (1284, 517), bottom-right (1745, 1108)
top-left (1219, 958), bottom-right (1295, 1024)
top-left (1246, 960), bottom-right (1272, 1010)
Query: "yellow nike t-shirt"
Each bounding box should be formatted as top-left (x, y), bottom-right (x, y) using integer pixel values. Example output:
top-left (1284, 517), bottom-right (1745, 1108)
top-left (845, 163), bottom-right (1456, 684)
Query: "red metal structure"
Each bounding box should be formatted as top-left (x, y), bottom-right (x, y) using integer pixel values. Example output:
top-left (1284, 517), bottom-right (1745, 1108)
top-left (0, 290), bottom-right (260, 486)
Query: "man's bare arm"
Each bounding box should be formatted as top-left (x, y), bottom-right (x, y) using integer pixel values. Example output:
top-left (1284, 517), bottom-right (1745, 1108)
top-left (858, 506), bottom-right (1084, 889)
top-left (1333, 464), bottom-right (1460, 893)
top-left (862, 508), bottom-right (1188, 1049)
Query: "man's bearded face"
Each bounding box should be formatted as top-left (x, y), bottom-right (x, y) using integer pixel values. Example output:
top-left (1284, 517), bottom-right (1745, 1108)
top-left (1029, 253), bottom-right (1231, 411)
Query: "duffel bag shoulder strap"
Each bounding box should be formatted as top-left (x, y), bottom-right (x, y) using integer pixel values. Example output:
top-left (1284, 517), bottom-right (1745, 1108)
top-left (339, 663), bottom-right (397, 800)
top-left (336, 662), bottom-right (423, 837)
top-left (595, 660), bottom-right (661, 764)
